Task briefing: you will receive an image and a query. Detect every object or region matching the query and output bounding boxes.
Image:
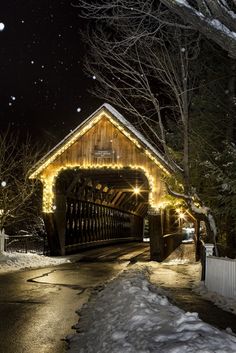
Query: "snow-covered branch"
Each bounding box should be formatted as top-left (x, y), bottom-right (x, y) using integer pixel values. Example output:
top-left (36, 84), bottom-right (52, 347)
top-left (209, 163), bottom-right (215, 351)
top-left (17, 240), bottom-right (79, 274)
top-left (166, 183), bottom-right (219, 255)
top-left (161, 0), bottom-right (236, 57)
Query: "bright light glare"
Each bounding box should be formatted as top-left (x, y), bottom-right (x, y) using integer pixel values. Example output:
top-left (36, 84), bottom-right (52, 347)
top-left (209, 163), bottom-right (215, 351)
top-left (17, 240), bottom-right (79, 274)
top-left (178, 212), bottom-right (185, 220)
top-left (133, 186), bottom-right (141, 194)
top-left (143, 237), bottom-right (150, 242)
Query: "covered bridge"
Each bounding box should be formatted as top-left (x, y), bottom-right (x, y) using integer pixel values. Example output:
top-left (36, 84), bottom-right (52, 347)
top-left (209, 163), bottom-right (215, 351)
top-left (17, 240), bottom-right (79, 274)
top-left (29, 104), bottom-right (182, 259)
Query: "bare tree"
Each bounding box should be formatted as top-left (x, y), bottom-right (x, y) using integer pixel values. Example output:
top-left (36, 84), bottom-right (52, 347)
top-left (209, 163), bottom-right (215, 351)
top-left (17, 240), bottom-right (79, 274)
top-left (0, 129), bottom-right (42, 232)
top-left (160, 0), bottom-right (236, 144)
top-left (78, 0), bottom-right (219, 251)
top-left (161, 0), bottom-right (236, 58)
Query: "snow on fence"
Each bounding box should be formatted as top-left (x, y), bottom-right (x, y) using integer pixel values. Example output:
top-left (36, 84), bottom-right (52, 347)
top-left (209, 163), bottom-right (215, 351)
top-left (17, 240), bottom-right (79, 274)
top-left (205, 256), bottom-right (236, 299)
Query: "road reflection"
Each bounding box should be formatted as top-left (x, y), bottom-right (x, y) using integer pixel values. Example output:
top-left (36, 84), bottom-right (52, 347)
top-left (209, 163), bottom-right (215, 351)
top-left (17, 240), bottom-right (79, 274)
top-left (0, 259), bottom-right (129, 353)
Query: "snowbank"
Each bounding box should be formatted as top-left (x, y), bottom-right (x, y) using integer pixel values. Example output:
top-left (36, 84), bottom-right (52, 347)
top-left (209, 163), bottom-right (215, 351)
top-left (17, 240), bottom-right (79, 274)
top-left (147, 260), bottom-right (236, 316)
top-left (0, 251), bottom-right (70, 273)
top-left (68, 270), bottom-right (236, 353)
top-left (194, 281), bottom-right (236, 315)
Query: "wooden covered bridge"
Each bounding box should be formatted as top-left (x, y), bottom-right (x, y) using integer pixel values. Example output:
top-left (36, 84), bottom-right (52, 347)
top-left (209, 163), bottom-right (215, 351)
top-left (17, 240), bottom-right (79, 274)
top-left (29, 104), bottom-right (184, 260)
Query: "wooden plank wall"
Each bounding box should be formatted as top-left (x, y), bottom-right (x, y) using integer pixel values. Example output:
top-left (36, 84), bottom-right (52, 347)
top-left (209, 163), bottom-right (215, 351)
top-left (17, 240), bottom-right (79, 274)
top-left (41, 115), bottom-right (166, 207)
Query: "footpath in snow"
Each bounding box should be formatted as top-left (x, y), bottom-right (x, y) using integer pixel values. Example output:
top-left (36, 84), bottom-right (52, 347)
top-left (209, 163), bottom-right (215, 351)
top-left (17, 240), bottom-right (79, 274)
top-left (68, 269), bottom-right (236, 353)
top-left (1, 251), bottom-right (236, 352)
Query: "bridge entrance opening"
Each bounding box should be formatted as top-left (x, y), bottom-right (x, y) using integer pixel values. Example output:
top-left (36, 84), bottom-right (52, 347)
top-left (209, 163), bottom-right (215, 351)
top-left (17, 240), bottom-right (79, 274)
top-left (55, 168), bottom-right (150, 252)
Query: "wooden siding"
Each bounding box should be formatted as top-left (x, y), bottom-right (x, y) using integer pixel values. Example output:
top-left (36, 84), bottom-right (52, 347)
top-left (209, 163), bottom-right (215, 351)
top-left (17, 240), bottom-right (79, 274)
top-left (40, 114), bottom-right (166, 208)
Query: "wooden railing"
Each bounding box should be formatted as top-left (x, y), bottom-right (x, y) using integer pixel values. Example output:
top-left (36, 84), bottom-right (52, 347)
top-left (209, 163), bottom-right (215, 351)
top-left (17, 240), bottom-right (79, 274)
top-left (5, 235), bottom-right (48, 255)
top-left (65, 198), bottom-right (143, 249)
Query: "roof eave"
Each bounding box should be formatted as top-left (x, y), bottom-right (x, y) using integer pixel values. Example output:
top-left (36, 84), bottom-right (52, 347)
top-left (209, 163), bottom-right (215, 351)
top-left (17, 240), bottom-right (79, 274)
top-left (29, 103), bottom-right (173, 179)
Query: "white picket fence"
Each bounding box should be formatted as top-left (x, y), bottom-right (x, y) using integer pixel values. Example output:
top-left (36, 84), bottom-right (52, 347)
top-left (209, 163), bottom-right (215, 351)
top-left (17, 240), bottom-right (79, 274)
top-left (205, 256), bottom-right (236, 298)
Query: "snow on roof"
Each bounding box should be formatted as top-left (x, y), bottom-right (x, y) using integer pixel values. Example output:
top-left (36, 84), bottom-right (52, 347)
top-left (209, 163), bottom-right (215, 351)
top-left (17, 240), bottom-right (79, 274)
top-left (103, 103), bottom-right (170, 167)
top-left (29, 103), bottom-right (172, 178)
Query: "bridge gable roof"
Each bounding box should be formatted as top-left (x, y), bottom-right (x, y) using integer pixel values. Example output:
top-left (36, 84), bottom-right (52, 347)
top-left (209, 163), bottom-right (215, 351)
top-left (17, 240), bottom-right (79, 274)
top-left (29, 103), bottom-right (172, 178)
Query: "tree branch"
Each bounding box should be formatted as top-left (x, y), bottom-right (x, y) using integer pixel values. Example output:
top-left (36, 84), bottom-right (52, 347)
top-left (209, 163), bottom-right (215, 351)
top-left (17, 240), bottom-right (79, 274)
top-left (161, 0), bottom-right (236, 57)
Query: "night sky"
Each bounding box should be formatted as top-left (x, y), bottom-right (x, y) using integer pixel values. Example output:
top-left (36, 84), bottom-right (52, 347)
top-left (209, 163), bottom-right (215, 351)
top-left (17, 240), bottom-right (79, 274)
top-left (0, 1), bottom-right (101, 145)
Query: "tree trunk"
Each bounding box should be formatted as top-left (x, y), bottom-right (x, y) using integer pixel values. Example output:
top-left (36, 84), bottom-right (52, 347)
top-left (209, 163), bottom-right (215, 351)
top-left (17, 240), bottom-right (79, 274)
top-left (226, 59), bottom-right (236, 140)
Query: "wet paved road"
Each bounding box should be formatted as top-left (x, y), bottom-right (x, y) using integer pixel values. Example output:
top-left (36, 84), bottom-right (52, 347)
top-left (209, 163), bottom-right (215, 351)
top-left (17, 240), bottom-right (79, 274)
top-left (0, 243), bottom-right (149, 353)
top-left (0, 242), bottom-right (236, 353)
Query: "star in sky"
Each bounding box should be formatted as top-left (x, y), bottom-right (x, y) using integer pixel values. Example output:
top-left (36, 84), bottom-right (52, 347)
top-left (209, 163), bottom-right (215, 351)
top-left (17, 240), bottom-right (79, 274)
top-left (0, 1), bottom-right (101, 144)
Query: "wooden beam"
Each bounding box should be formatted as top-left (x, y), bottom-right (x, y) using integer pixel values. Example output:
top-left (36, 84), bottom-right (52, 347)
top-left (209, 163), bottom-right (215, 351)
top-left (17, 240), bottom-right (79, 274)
top-left (149, 214), bottom-right (164, 262)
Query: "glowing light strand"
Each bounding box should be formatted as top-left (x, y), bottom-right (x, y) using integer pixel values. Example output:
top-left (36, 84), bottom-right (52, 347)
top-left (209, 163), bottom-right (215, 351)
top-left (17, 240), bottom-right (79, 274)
top-left (40, 164), bottom-right (162, 213)
top-left (30, 113), bottom-right (170, 179)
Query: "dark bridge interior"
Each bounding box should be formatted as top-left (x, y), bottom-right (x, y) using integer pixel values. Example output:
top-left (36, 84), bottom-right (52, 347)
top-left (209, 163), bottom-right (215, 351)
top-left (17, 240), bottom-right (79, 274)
top-left (56, 168), bottom-right (150, 251)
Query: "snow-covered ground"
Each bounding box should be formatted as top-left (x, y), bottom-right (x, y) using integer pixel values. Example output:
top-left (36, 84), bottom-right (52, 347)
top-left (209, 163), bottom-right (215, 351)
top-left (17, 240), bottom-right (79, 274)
top-left (1, 250), bottom-right (236, 352)
top-left (194, 281), bottom-right (236, 315)
top-left (68, 269), bottom-right (236, 353)
top-left (0, 250), bottom-right (235, 316)
top-left (0, 251), bottom-right (70, 273)
top-left (148, 260), bottom-right (236, 315)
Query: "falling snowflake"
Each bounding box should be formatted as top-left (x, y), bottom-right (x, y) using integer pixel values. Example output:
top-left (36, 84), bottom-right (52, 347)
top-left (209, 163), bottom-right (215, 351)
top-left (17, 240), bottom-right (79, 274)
top-left (92, 75), bottom-right (96, 80)
top-left (181, 47), bottom-right (186, 52)
top-left (0, 23), bottom-right (5, 31)
top-left (11, 96), bottom-right (16, 100)
top-left (77, 107), bottom-right (81, 112)
top-left (1, 181), bottom-right (6, 187)
top-left (31, 60), bottom-right (34, 64)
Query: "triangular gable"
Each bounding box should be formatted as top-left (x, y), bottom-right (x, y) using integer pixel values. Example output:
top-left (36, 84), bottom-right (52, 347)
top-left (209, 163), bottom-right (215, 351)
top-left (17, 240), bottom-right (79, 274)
top-left (29, 103), bottom-right (172, 179)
